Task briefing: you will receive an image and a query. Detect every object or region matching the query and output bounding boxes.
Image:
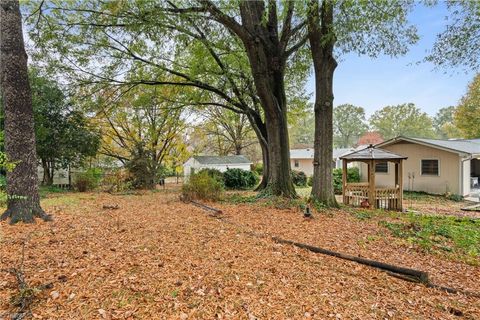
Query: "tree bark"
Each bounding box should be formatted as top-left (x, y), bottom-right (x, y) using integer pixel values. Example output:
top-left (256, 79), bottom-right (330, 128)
top-left (238, 1), bottom-right (296, 197)
top-left (41, 159), bottom-right (54, 186)
top-left (206, 0), bottom-right (297, 197)
top-left (308, 0), bottom-right (338, 206)
top-left (0, 0), bottom-right (50, 223)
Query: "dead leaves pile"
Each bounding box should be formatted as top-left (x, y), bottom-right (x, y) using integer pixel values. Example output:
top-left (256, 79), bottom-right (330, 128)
top-left (0, 190), bottom-right (479, 319)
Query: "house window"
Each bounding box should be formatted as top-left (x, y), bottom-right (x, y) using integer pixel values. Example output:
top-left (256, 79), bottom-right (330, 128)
top-left (421, 159), bottom-right (439, 176)
top-left (294, 160), bottom-right (299, 168)
top-left (375, 161), bottom-right (388, 173)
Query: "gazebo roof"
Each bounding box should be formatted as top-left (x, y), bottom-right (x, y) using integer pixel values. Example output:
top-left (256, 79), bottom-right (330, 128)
top-left (340, 145), bottom-right (407, 160)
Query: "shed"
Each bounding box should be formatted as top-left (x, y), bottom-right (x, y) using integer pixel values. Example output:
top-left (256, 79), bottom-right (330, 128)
top-left (340, 145), bottom-right (407, 211)
top-left (183, 155), bottom-right (252, 178)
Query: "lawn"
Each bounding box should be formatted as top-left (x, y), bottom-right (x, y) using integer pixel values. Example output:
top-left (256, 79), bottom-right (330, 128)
top-left (1, 187), bottom-right (479, 319)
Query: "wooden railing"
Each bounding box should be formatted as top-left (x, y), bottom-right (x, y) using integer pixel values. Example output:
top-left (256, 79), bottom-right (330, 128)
top-left (344, 184), bottom-right (402, 210)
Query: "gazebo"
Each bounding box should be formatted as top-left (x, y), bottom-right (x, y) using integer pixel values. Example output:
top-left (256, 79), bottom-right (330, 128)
top-left (339, 145), bottom-right (407, 211)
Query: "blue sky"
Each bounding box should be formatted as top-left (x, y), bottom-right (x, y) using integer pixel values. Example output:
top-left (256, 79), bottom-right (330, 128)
top-left (305, 2), bottom-right (475, 117)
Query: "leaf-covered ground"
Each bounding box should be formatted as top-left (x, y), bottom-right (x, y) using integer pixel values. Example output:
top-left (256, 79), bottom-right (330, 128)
top-left (1, 189), bottom-right (479, 319)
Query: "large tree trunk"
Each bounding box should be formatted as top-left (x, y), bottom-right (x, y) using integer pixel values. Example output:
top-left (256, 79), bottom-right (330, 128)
top-left (308, 0), bottom-right (338, 206)
top-left (0, 0), bottom-right (50, 223)
top-left (238, 1), bottom-right (296, 197)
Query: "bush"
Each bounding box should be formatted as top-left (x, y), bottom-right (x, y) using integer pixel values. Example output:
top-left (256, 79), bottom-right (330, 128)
top-left (0, 190), bottom-right (7, 207)
top-left (252, 163), bottom-right (263, 175)
top-left (446, 193), bottom-right (463, 202)
top-left (307, 176), bottom-right (313, 187)
top-left (197, 168), bottom-right (225, 186)
top-left (182, 171), bottom-right (224, 201)
top-left (291, 170), bottom-right (307, 187)
top-left (74, 168), bottom-right (102, 192)
top-left (102, 169), bottom-right (134, 193)
top-left (223, 168), bottom-right (259, 190)
top-left (0, 175), bottom-right (6, 191)
top-left (333, 167), bottom-right (360, 194)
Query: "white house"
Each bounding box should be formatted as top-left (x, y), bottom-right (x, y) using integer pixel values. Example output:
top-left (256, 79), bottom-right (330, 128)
top-left (290, 146), bottom-right (366, 176)
top-left (183, 155), bottom-right (252, 178)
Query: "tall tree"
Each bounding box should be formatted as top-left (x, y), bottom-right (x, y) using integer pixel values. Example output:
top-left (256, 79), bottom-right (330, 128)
top-left (0, 0), bottom-right (50, 223)
top-left (426, 1), bottom-right (480, 71)
top-left (433, 106), bottom-right (462, 139)
top-left (30, 69), bottom-right (100, 185)
top-left (454, 74), bottom-right (480, 138)
top-left (333, 104), bottom-right (368, 148)
top-left (26, 0), bottom-right (309, 197)
top-left (197, 107), bottom-right (257, 156)
top-left (94, 86), bottom-right (186, 189)
top-left (306, 0), bottom-right (418, 205)
top-left (370, 103), bottom-right (435, 140)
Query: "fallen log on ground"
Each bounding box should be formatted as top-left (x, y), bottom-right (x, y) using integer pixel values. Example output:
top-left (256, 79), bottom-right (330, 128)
top-left (188, 200), bottom-right (480, 297)
top-left (271, 236), bottom-right (429, 284)
top-left (189, 200), bottom-right (222, 214)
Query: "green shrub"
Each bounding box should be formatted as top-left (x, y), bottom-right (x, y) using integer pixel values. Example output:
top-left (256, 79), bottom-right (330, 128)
top-left (446, 193), bottom-right (464, 202)
top-left (223, 168), bottom-right (259, 190)
top-left (197, 168), bottom-right (225, 186)
top-left (307, 176), bottom-right (313, 187)
top-left (74, 168), bottom-right (102, 192)
top-left (252, 163), bottom-right (263, 175)
top-left (102, 169), bottom-right (134, 193)
top-left (333, 167), bottom-right (360, 194)
top-left (0, 175), bottom-right (6, 191)
top-left (291, 170), bottom-right (307, 187)
top-left (0, 190), bottom-right (7, 207)
top-left (182, 171), bottom-right (224, 201)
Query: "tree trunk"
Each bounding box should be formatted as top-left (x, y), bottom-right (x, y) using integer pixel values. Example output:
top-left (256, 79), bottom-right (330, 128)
top-left (308, 0), bottom-right (338, 207)
top-left (41, 159), bottom-right (54, 186)
top-left (0, 0), bottom-right (50, 223)
top-left (238, 1), bottom-right (296, 197)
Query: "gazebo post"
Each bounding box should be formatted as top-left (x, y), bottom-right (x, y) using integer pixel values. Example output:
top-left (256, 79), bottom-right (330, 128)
top-left (342, 159), bottom-right (348, 204)
top-left (398, 159), bottom-right (404, 211)
top-left (369, 160), bottom-right (376, 209)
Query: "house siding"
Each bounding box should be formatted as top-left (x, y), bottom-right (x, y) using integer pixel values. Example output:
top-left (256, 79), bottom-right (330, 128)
top-left (368, 141), bottom-right (462, 195)
top-left (291, 159), bottom-right (314, 176)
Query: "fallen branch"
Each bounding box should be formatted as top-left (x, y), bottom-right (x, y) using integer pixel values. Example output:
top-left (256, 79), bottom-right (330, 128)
top-left (271, 236), bottom-right (429, 284)
top-left (190, 200), bottom-right (223, 214)
top-left (188, 200), bottom-right (480, 297)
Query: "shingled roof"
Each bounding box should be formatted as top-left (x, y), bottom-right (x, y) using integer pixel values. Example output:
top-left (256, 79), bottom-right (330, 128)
top-left (193, 155), bottom-right (252, 165)
top-left (340, 145), bottom-right (407, 160)
top-left (378, 136), bottom-right (480, 155)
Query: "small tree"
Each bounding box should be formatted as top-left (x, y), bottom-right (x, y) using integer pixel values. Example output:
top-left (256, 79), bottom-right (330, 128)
top-left (333, 104), bottom-right (368, 148)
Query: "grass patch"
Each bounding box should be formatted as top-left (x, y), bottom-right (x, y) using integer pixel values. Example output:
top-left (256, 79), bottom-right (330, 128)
top-left (379, 214), bottom-right (480, 264)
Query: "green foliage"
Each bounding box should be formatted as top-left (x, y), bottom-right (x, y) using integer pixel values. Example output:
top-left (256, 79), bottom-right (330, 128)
top-left (223, 168), bottom-right (259, 190)
top-left (307, 176), bottom-right (313, 187)
top-left (74, 168), bottom-right (102, 192)
top-left (291, 170), bottom-right (307, 187)
top-left (29, 68), bottom-right (99, 176)
top-left (333, 167), bottom-right (360, 194)
top-left (446, 193), bottom-right (463, 202)
top-left (0, 190), bottom-right (7, 207)
top-left (333, 104), bottom-right (368, 147)
top-left (252, 163), bottom-right (263, 176)
top-left (197, 168), bottom-right (225, 186)
top-left (101, 169), bottom-right (134, 193)
top-left (369, 103), bottom-right (435, 140)
top-left (454, 74), bottom-right (480, 138)
top-left (433, 106), bottom-right (462, 139)
top-left (379, 214), bottom-right (480, 262)
top-left (182, 171), bottom-right (224, 201)
top-left (425, 1), bottom-right (480, 71)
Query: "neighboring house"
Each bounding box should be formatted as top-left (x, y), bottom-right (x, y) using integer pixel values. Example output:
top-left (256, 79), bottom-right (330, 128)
top-left (37, 166), bottom-right (71, 186)
top-left (290, 146), bottom-right (365, 176)
top-left (183, 155), bottom-right (252, 178)
top-left (370, 136), bottom-right (480, 197)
